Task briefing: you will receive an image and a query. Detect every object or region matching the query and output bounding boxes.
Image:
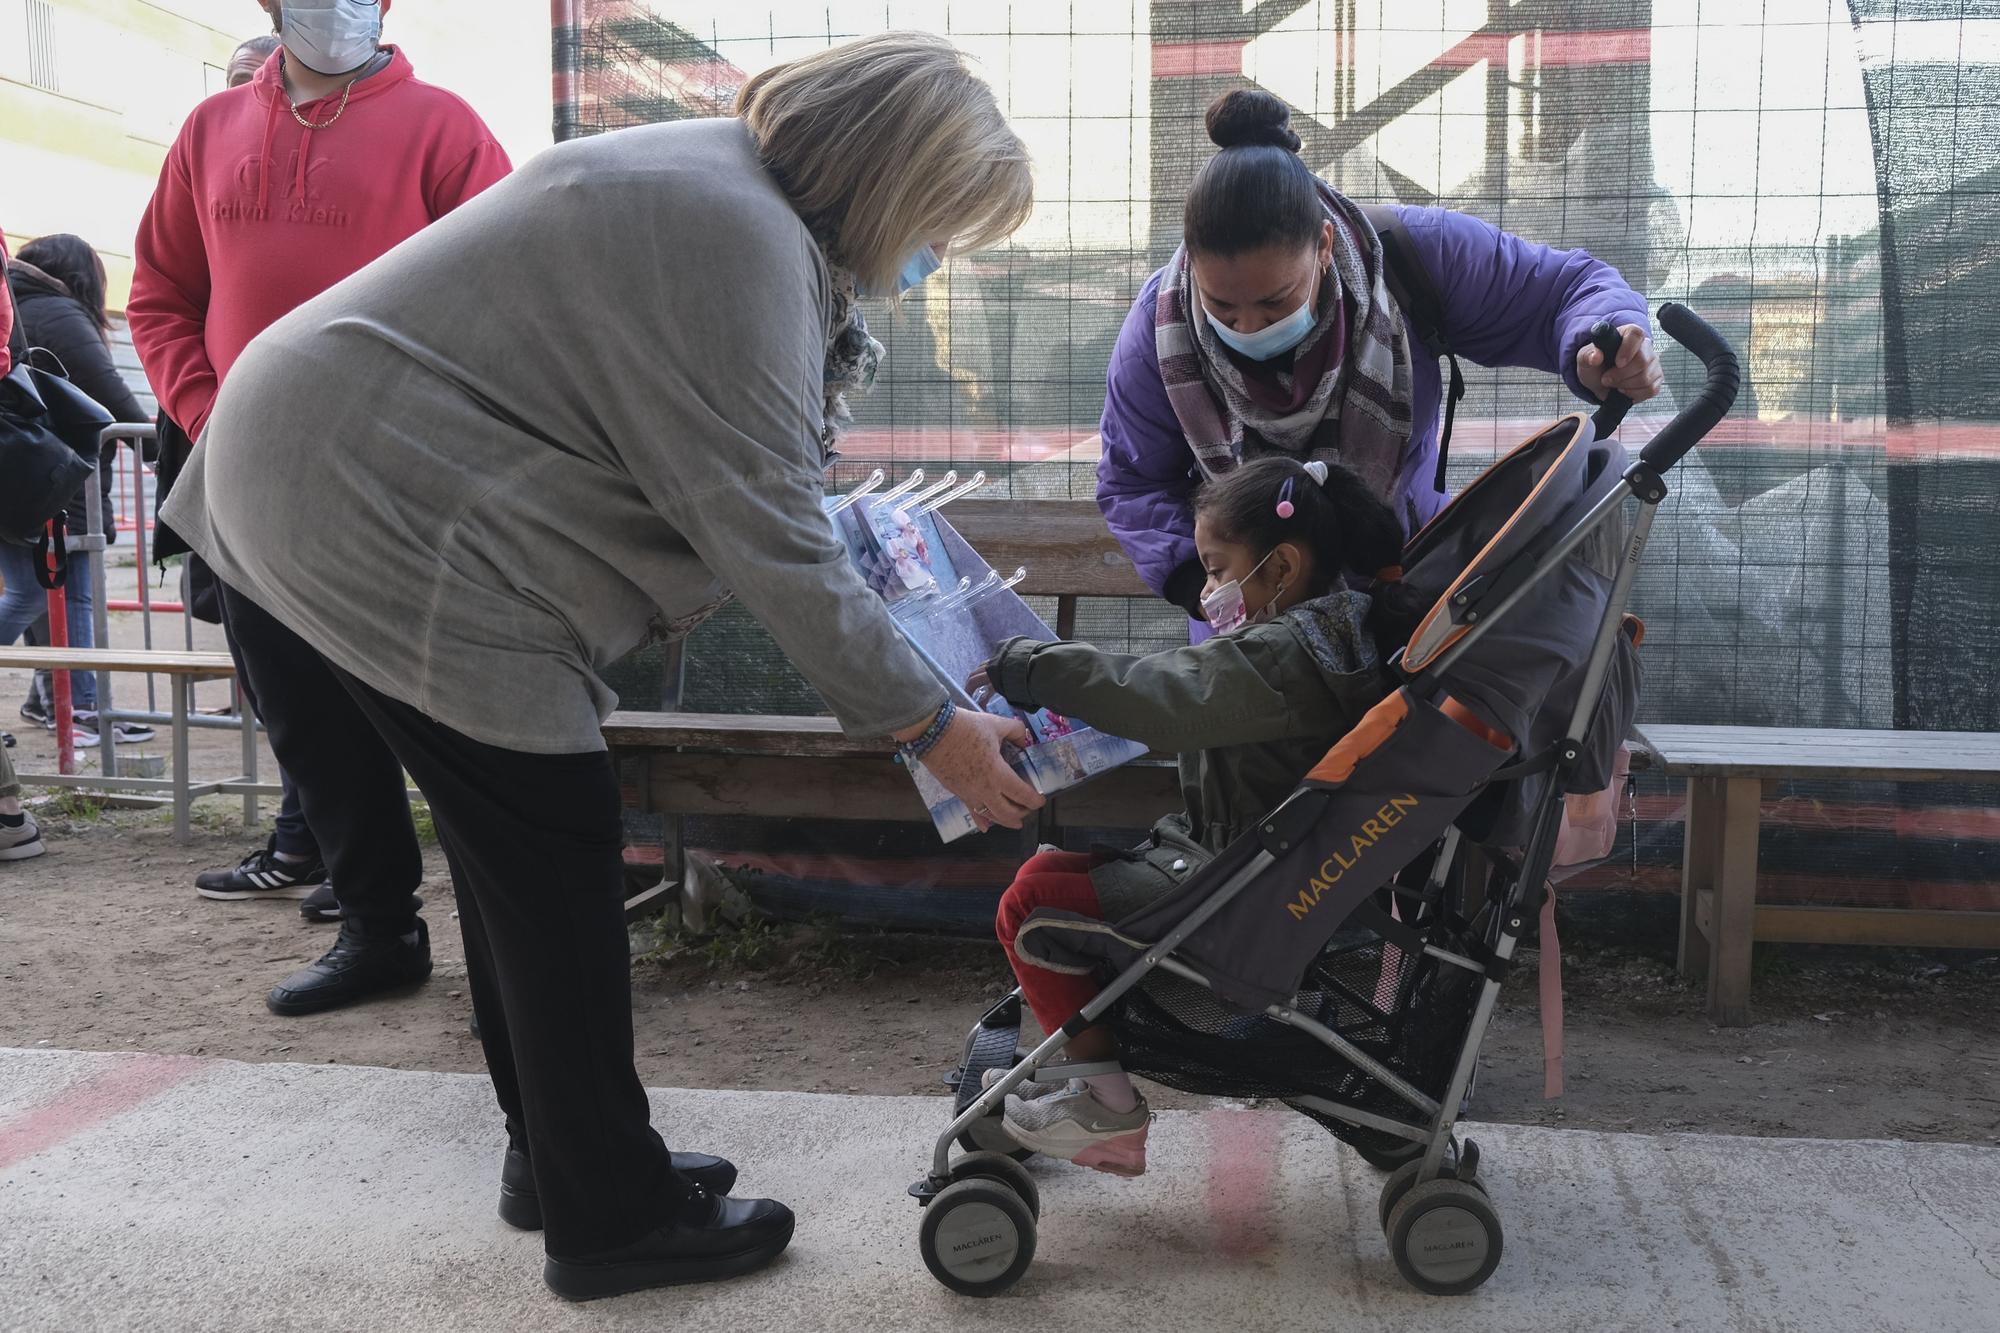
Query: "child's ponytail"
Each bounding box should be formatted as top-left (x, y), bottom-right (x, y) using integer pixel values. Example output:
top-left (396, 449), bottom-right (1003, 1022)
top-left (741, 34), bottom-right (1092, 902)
top-left (1308, 462), bottom-right (1428, 650)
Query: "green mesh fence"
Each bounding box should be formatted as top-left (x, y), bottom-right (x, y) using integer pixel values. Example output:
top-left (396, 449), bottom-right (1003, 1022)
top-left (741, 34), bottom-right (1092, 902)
top-left (560, 3), bottom-right (2000, 917)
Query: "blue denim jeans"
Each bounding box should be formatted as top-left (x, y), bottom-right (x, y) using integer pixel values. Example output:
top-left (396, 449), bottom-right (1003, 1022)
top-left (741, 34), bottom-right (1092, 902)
top-left (0, 541), bottom-right (96, 711)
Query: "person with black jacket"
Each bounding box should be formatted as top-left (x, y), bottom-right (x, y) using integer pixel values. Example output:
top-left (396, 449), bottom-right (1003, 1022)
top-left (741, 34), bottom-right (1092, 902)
top-left (0, 230), bottom-right (47, 861)
top-left (1, 235), bottom-right (155, 748)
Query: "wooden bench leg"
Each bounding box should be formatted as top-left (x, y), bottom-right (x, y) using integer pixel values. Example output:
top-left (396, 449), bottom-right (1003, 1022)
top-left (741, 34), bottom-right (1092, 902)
top-left (172, 678), bottom-right (192, 845)
top-left (1678, 777), bottom-right (1720, 984)
top-left (1707, 776), bottom-right (1763, 1027)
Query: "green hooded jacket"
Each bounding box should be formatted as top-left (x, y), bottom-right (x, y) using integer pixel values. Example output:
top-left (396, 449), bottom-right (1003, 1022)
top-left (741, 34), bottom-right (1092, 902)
top-left (988, 588), bottom-right (1396, 918)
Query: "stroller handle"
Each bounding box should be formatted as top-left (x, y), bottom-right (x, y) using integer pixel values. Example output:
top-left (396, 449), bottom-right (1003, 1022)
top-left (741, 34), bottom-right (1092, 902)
top-left (1587, 322), bottom-right (1632, 439)
top-left (1638, 302), bottom-right (1741, 474)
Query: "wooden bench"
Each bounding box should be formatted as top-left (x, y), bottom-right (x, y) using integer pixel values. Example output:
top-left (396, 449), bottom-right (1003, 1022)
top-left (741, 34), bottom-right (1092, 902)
top-left (0, 646), bottom-right (276, 843)
top-left (1635, 724), bottom-right (2000, 1026)
top-left (606, 499), bottom-right (1184, 912)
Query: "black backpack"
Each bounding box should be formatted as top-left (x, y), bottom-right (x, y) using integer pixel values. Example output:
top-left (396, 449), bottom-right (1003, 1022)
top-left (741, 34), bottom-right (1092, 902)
top-left (0, 349), bottom-right (108, 586)
top-left (1360, 204), bottom-right (1464, 495)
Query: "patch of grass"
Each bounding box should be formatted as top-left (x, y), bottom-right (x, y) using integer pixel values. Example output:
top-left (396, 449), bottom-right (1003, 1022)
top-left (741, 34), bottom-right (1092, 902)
top-left (794, 914), bottom-right (893, 981)
top-left (636, 909), bottom-right (905, 984)
top-left (409, 800), bottom-right (438, 844)
top-left (640, 913), bottom-right (782, 972)
top-left (1751, 947), bottom-right (1802, 980)
top-left (186, 799), bottom-right (241, 835)
top-left (36, 787), bottom-right (106, 826)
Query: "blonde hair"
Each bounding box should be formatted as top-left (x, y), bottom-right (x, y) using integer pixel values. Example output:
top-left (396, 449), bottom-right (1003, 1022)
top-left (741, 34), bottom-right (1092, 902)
top-left (735, 32), bottom-right (1033, 295)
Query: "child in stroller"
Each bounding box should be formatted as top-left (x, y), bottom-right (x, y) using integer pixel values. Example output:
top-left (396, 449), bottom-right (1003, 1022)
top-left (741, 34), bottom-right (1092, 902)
top-left (921, 307), bottom-right (1736, 1300)
top-left (971, 454), bottom-right (1427, 1175)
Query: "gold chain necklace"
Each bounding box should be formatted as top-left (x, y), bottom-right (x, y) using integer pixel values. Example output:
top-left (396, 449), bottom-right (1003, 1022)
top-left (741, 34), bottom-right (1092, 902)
top-left (282, 54), bottom-right (360, 130)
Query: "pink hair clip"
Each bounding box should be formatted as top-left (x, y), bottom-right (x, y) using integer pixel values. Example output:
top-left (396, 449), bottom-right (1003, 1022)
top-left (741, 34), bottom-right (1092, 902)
top-left (1275, 477), bottom-right (1296, 519)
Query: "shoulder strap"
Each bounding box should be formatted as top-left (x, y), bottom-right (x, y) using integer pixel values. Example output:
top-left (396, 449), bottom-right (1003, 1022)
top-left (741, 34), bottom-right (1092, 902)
top-left (3, 294), bottom-right (25, 373)
top-left (1359, 203), bottom-right (1463, 496)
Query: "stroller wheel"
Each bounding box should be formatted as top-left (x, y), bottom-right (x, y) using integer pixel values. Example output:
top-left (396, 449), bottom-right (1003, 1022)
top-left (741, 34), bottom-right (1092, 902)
top-left (949, 1149), bottom-right (1041, 1220)
top-left (1385, 1179), bottom-right (1503, 1296)
top-left (1378, 1159), bottom-right (1425, 1232)
top-left (1378, 1156), bottom-right (1489, 1232)
top-left (919, 1178), bottom-right (1037, 1297)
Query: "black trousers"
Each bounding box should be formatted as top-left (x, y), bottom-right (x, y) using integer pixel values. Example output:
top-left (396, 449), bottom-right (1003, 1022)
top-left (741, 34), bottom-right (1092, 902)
top-left (218, 584), bottom-right (688, 1253)
top-left (218, 586), bottom-right (417, 926)
top-left (214, 592), bottom-right (319, 861)
top-left (342, 674), bottom-right (689, 1254)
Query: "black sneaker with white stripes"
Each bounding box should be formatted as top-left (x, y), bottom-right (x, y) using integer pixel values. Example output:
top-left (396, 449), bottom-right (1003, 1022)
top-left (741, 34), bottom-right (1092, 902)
top-left (195, 838), bottom-right (329, 901)
top-left (75, 711), bottom-right (157, 745)
top-left (301, 880), bottom-right (340, 923)
top-left (298, 880), bottom-right (425, 924)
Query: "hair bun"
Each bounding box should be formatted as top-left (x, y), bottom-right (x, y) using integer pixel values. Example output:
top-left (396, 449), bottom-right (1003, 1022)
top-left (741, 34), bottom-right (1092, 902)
top-left (1205, 88), bottom-right (1302, 152)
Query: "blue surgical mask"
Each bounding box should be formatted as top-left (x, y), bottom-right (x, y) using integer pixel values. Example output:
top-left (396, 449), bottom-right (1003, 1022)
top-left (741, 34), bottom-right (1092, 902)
top-left (282, 0), bottom-right (382, 76)
top-left (1205, 294), bottom-right (1316, 362)
top-left (860, 245), bottom-right (942, 298)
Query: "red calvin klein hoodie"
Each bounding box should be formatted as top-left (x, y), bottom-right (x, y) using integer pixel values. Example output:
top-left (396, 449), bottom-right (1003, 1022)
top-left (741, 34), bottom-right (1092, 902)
top-left (129, 46), bottom-right (511, 436)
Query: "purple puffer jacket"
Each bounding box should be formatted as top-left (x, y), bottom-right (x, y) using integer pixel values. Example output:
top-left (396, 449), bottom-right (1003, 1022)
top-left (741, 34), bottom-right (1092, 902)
top-left (1097, 204), bottom-right (1649, 617)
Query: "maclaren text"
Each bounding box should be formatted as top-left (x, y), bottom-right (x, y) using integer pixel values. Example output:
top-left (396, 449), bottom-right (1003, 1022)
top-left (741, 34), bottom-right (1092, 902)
top-left (1285, 795), bottom-right (1421, 921)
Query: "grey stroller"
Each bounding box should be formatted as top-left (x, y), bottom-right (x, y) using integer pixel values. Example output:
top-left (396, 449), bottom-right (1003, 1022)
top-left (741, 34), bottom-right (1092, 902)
top-left (912, 304), bottom-right (1739, 1297)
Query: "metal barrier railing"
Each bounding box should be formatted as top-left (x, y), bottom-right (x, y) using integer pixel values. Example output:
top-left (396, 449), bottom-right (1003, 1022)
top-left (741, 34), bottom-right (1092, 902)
top-left (23, 423), bottom-right (273, 825)
top-left (106, 437), bottom-right (183, 614)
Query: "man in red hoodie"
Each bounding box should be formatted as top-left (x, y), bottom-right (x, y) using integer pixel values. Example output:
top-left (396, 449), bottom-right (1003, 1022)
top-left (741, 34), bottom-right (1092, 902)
top-left (130, 0), bottom-right (510, 1014)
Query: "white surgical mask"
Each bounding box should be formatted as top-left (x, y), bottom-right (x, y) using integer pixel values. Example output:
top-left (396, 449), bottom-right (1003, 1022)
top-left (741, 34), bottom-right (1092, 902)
top-left (1200, 549), bottom-right (1283, 634)
top-left (1206, 295), bottom-right (1315, 362)
top-left (859, 245), bottom-right (942, 298)
top-left (281, 0), bottom-right (382, 76)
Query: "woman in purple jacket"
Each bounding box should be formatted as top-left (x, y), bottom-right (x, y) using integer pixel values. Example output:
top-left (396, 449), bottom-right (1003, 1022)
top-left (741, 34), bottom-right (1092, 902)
top-left (1098, 90), bottom-right (1664, 629)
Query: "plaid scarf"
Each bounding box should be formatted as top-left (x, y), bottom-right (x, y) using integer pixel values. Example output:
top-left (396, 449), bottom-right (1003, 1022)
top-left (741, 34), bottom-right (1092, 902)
top-left (1154, 181), bottom-right (1413, 501)
top-left (819, 263), bottom-right (883, 467)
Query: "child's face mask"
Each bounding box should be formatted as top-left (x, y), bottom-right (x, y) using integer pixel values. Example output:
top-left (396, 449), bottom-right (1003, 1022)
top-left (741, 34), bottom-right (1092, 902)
top-left (1200, 549), bottom-right (1283, 633)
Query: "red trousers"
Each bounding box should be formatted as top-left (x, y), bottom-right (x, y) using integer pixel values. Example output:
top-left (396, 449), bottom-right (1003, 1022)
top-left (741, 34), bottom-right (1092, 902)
top-left (995, 849), bottom-right (1105, 1036)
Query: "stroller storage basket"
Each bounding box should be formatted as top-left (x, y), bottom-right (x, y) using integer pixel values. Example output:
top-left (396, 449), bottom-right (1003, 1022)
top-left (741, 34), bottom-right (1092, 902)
top-left (1112, 918), bottom-right (1480, 1134)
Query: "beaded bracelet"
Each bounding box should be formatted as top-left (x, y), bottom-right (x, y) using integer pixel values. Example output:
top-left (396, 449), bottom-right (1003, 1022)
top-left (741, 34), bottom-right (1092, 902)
top-left (897, 700), bottom-right (956, 762)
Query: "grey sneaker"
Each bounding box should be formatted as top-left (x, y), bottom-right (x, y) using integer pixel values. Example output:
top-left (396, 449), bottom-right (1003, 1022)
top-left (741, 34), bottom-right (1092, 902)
top-left (0, 813), bottom-right (46, 862)
top-left (981, 1066), bottom-right (1065, 1101)
top-left (1002, 1081), bottom-right (1150, 1176)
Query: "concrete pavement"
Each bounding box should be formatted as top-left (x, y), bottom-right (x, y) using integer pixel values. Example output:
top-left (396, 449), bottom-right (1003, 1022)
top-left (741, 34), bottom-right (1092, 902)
top-left (1, 1047), bottom-right (1995, 1332)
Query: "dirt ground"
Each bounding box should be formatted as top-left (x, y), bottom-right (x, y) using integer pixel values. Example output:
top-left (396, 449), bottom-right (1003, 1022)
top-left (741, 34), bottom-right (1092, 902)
top-left (4, 790), bottom-right (1997, 1148)
top-left (5, 559), bottom-right (1997, 1145)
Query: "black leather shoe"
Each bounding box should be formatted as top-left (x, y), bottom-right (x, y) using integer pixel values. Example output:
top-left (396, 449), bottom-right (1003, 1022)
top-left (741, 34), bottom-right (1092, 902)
top-left (543, 1190), bottom-right (794, 1302)
top-left (500, 1145), bottom-right (738, 1231)
top-left (266, 919), bottom-right (432, 1016)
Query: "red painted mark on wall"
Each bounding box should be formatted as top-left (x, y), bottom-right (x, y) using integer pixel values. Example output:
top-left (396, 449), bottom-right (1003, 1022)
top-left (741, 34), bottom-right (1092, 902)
top-left (1431, 28), bottom-right (1653, 68)
top-left (1202, 1107), bottom-right (1287, 1258)
top-left (0, 1055), bottom-right (207, 1172)
top-left (1150, 28), bottom-right (1650, 80)
top-left (1153, 41), bottom-right (1246, 78)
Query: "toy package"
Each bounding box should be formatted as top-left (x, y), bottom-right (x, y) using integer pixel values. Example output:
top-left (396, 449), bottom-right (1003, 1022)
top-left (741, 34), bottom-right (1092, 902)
top-left (826, 471), bottom-right (1149, 842)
